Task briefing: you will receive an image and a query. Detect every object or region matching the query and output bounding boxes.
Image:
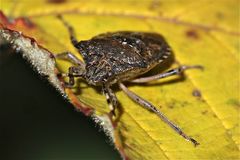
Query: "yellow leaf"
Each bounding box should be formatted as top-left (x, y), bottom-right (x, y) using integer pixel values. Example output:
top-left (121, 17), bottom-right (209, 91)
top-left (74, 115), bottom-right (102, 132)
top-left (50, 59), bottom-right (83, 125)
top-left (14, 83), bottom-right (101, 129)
top-left (1, 0), bottom-right (239, 159)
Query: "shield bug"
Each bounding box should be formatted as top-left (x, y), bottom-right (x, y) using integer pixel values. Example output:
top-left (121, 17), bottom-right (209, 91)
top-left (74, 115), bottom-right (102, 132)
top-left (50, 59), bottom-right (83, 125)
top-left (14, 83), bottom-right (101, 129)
top-left (56, 15), bottom-right (202, 146)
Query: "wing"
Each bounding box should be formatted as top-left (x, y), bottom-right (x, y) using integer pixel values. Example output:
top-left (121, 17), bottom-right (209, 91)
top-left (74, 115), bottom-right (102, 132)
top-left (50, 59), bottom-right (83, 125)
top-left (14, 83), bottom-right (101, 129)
top-left (93, 31), bottom-right (172, 64)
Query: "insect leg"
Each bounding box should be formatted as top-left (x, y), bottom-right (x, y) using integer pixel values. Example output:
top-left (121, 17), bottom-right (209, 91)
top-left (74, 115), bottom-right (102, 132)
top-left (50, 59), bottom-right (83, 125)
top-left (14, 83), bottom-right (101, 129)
top-left (131, 65), bottom-right (203, 83)
top-left (119, 82), bottom-right (200, 146)
top-left (102, 85), bottom-right (119, 117)
top-left (55, 51), bottom-right (85, 66)
top-left (61, 66), bottom-right (85, 88)
top-left (56, 15), bottom-right (79, 48)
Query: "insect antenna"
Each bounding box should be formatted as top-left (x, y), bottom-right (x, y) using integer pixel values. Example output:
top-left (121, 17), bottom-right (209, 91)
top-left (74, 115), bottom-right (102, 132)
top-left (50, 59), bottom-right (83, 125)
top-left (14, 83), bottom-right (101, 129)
top-left (56, 14), bottom-right (79, 47)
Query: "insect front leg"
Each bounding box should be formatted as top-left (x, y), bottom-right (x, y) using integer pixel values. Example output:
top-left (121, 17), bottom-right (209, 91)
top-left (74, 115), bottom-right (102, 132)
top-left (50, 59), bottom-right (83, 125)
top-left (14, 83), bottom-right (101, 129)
top-left (55, 51), bottom-right (86, 88)
top-left (60, 65), bottom-right (85, 88)
top-left (131, 65), bottom-right (203, 83)
top-left (55, 51), bottom-right (85, 66)
top-left (102, 84), bottom-right (119, 117)
top-left (119, 82), bottom-right (200, 146)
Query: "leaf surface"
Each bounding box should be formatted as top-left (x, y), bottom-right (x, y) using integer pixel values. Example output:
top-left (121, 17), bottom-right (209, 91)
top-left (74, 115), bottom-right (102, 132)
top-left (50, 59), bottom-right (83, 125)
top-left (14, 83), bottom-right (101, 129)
top-left (1, 0), bottom-right (239, 159)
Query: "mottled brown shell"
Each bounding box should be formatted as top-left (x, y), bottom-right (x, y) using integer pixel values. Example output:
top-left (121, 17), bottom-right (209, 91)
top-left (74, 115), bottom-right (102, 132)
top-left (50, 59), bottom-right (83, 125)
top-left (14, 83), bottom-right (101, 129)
top-left (77, 31), bottom-right (172, 85)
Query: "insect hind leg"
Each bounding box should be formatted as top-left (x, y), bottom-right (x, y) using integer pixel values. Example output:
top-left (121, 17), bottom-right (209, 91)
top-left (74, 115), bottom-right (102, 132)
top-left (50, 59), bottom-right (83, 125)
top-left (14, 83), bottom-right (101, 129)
top-left (119, 82), bottom-right (200, 146)
top-left (131, 65), bottom-right (203, 83)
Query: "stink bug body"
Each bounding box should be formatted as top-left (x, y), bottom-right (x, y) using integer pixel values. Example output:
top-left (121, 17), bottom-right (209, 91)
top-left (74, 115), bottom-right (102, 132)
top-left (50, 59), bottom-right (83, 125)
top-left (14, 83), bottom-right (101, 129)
top-left (78, 31), bottom-right (172, 85)
top-left (56, 15), bottom-right (201, 146)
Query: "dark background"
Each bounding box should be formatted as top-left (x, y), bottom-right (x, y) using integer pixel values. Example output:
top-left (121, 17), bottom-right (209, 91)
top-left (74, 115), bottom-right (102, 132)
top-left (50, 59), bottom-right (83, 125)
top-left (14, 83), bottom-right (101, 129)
top-left (0, 42), bottom-right (121, 160)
